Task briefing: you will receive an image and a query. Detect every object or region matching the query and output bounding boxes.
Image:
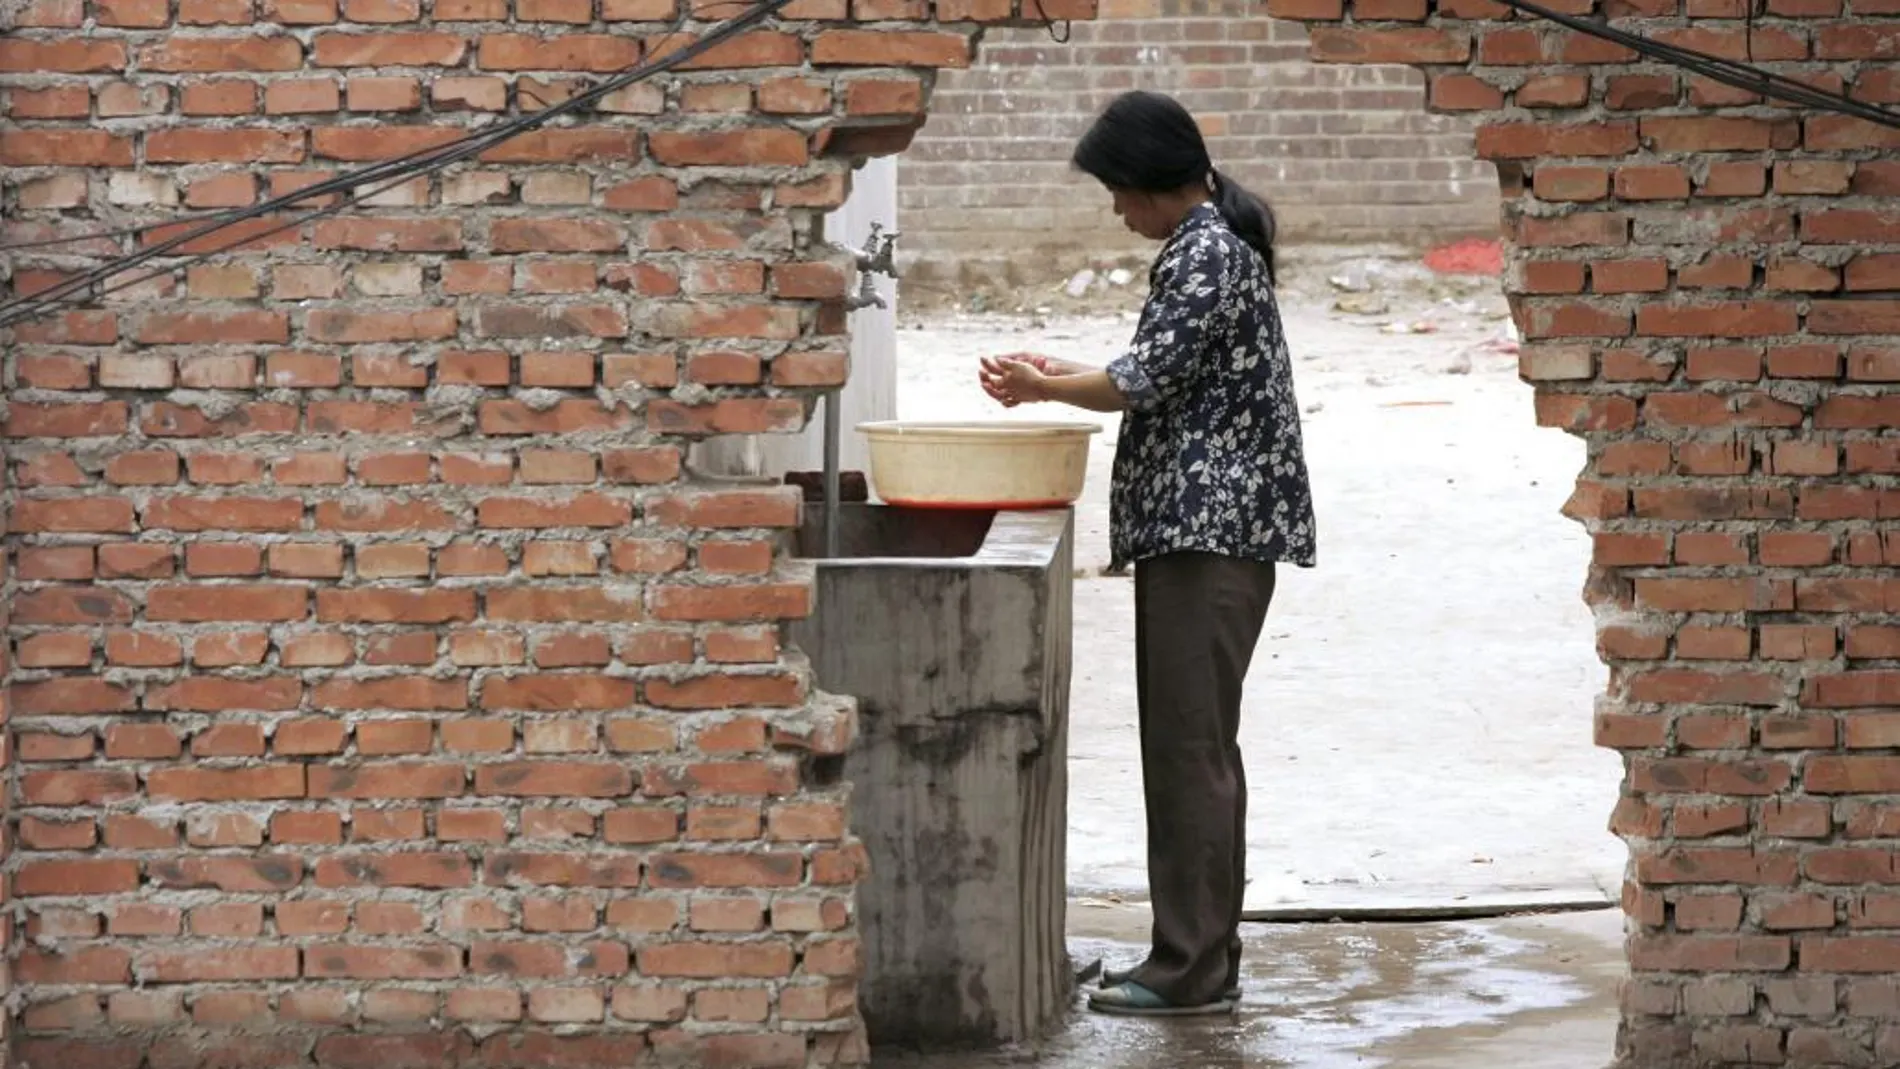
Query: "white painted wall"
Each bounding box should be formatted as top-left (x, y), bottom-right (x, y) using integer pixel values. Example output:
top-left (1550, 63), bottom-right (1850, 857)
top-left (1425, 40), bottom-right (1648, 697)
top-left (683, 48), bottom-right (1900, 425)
top-left (693, 156), bottom-right (900, 481)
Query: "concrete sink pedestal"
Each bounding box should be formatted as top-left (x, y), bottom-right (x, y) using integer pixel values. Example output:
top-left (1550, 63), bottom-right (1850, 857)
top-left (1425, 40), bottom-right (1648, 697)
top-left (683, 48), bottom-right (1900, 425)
top-left (789, 503), bottom-right (1074, 1051)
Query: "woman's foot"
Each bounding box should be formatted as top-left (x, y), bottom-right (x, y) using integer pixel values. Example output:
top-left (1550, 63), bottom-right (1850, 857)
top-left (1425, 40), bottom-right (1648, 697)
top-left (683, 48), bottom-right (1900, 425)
top-left (1087, 981), bottom-right (1236, 1017)
top-left (1100, 966), bottom-right (1240, 1002)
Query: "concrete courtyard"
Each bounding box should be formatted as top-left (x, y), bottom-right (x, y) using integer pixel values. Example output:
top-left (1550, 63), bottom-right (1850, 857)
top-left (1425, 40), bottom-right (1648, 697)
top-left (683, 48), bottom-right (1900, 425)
top-left (884, 266), bottom-right (1629, 1066)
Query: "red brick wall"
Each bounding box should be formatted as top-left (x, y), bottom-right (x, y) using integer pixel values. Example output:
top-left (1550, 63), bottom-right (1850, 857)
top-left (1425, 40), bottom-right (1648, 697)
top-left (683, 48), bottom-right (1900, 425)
top-left (0, 1), bottom-right (1079, 1063)
top-left (902, 0), bottom-right (1501, 275)
top-left (0, 502), bottom-right (10, 1063)
top-left (1273, 1), bottom-right (1900, 1065)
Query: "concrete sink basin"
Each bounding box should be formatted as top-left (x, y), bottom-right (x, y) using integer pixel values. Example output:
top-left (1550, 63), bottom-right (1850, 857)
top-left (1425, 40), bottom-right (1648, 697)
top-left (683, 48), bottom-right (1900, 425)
top-left (788, 503), bottom-right (1075, 1050)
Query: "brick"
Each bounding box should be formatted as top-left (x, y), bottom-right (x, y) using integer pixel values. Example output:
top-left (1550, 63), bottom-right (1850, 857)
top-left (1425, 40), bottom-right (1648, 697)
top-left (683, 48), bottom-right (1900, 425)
top-left (312, 853), bottom-right (472, 890)
top-left (146, 765), bottom-right (305, 804)
top-left (475, 763), bottom-right (635, 799)
top-left (645, 760), bottom-right (800, 797)
top-left (140, 36), bottom-right (303, 71)
top-left (312, 31), bottom-right (466, 66)
top-left (1643, 116), bottom-right (1796, 153)
top-left (600, 178), bottom-right (678, 215)
top-left (20, 769), bottom-right (138, 807)
top-left (638, 941), bottom-right (795, 978)
top-left (810, 29), bottom-right (970, 67)
top-left (649, 129), bottom-right (808, 167)
top-left (16, 859), bottom-right (140, 896)
top-left (647, 673), bottom-right (802, 709)
top-left (479, 129), bottom-right (641, 163)
top-left (478, 494), bottom-right (631, 528)
top-left (479, 33), bottom-right (641, 71)
top-left (1305, 27), bottom-right (1468, 64)
top-left (1477, 122), bottom-right (1637, 159)
top-left (140, 948), bottom-right (299, 983)
top-left (1531, 166), bottom-right (1607, 202)
top-left (694, 987), bottom-right (770, 1021)
top-left (1517, 74), bottom-right (1589, 109)
top-left (492, 218), bottom-right (627, 253)
top-left (760, 76), bottom-right (832, 113)
top-left (482, 675), bottom-right (637, 711)
top-left (304, 946), bottom-right (462, 980)
top-left (17, 948), bottom-right (135, 987)
top-left (148, 584), bottom-right (308, 622)
top-left (1637, 302), bottom-right (1799, 339)
top-left (147, 128), bottom-right (304, 163)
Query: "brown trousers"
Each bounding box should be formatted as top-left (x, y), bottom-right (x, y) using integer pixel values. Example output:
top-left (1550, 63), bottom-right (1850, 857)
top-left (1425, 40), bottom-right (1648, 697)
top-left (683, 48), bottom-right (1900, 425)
top-left (1127, 551), bottom-right (1277, 1006)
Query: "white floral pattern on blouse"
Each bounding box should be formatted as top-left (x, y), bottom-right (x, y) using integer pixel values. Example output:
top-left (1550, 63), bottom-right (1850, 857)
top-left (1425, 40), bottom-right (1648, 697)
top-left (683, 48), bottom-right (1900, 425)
top-left (1104, 203), bottom-right (1318, 573)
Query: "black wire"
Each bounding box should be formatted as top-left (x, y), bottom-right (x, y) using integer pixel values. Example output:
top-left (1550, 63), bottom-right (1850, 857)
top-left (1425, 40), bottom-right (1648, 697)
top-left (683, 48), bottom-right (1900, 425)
top-left (0, 0), bottom-right (788, 328)
top-left (12, 118), bottom-right (541, 322)
top-left (19, 0), bottom-right (1899, 327)
top-left (0, 0), bottom-right (765, 257)
top-left (1500, 0), bottom-right (1900, 131)
top-left (0, 0), bottom-right (781, 322)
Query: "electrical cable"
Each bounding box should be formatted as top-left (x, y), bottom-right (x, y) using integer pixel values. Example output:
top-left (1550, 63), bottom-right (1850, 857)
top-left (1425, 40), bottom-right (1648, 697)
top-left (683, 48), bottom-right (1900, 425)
top-left (7, 118), bottom-right (549, 327)
top-left (9, 0), bottom-right (1900, 329)
top-left (0, 0), bottom-right (784, 325)
top-left (0, 0), bottom-right (766, 257)
top-left (1498, 0), bottom-right (1900, 132)
top-left (0, 0), bottom-right (791, 329)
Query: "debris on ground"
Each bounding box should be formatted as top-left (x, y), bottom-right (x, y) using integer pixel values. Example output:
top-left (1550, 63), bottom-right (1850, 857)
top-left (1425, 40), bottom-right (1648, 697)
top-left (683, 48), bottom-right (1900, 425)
top-left (1329, 267), bottom-right (1375, 293)
top-left (907, 248), bottom-right (1513, 326)
top-left (1333, 293), bottom-right (1390, 316)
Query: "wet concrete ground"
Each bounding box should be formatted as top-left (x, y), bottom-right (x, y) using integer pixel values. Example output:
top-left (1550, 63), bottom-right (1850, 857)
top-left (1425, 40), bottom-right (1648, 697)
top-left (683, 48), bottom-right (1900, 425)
top-left (877, 904), bottom-right (1622, 1069)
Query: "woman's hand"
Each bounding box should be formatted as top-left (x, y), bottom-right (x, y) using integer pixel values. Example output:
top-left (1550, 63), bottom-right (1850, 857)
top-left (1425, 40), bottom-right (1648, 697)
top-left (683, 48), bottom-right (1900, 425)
top-left (979, 356), bottom-right (1050, 408)
top-left (981, 353), bottom-right (1086, 407)
top-left (991, 352), bottom-right (1087, 377)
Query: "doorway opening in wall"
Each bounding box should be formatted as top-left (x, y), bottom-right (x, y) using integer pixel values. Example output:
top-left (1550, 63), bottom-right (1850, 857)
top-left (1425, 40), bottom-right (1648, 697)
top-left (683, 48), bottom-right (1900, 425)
top-left (855, 14), bottom-right (1627, 1069)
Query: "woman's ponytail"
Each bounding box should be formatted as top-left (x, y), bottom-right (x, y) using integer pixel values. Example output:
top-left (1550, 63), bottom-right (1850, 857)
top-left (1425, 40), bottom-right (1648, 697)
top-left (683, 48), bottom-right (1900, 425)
top-left (1211, 168), bottom-right (1278, 287)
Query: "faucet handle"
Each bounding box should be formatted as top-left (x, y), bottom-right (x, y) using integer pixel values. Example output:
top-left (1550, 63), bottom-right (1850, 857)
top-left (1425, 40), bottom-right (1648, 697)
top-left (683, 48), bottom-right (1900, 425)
top-left (858, 223), bottom-right (900, 276)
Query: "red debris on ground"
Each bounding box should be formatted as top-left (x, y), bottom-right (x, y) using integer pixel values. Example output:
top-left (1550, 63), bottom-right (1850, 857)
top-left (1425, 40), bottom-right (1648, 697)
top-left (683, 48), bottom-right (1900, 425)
top-left (1422, 238), bottom-right (1503, 277)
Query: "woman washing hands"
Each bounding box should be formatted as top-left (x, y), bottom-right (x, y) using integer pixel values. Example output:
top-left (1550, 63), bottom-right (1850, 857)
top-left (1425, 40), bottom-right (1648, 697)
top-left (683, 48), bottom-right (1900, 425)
top-left (979, 353), bottom-right (1124, 412)
top-left (979, 91), bottom-right (1316, 1018)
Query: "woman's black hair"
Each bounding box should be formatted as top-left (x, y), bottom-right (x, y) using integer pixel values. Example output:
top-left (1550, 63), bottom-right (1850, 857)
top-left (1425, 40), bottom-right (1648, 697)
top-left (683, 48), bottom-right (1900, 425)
top-left (1070, 90), bottom-right (1279, 284)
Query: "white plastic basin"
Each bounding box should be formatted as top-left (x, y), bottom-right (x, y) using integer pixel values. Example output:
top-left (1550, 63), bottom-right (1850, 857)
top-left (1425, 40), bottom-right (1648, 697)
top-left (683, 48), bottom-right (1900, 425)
top-left (857, 420), bottom-right (1103, 510)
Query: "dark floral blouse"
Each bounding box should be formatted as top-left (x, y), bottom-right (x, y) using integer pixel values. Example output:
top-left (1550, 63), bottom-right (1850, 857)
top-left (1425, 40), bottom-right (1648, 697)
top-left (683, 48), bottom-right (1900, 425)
top-left (1103, 203), bottom-right (1318, 573)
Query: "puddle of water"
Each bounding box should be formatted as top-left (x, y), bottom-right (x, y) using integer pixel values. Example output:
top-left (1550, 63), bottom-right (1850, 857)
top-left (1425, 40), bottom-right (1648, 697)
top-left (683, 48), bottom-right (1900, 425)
top-left (880, 920), bottom-right (1594, 1069)
top-left (1250, 924), bottom-right (1586, 1069)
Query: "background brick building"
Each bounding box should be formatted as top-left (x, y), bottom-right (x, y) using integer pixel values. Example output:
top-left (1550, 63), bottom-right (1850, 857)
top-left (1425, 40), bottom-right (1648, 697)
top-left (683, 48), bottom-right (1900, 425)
top-left (899, 0), bottom-right (1501, 278)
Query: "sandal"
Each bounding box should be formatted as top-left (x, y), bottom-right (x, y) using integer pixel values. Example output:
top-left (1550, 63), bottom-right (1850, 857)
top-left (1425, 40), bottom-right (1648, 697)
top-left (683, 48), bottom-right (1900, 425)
top-left (1100, 967), bottom-right (1239, 1002)
top-left (1087, 981), bottom-right (1236, 1017)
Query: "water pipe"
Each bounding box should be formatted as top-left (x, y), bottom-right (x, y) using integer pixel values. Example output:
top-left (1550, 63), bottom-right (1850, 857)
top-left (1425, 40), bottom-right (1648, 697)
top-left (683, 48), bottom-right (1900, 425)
top-left (823, 388), bottom-right (842, 559)
top-left (822, 222), bottom-right (899, 559)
